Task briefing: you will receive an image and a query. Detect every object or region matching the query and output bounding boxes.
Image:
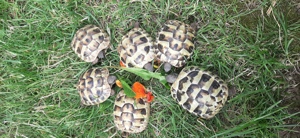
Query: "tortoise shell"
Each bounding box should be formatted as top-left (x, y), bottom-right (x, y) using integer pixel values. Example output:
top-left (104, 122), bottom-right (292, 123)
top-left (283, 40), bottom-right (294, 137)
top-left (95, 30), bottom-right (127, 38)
top-left (118, 24), bottom-right (155, 71)
top-left (77, 68), bottom-right (115, 105)
top-left (113, 90), bottom-right (150, 133)
top-left (156, 20), bottom-right (196, 68)
top-left (171, 66), bottom-right (228, 119)
top-left (71, 25), bottom-right (111, 63)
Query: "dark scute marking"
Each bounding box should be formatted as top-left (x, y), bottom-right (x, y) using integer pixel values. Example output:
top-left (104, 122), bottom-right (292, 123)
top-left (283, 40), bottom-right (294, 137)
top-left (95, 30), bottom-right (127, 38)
top-left (82, 96), bottom-right (88, 102)
top-left (158, 44), bottom-right (164, 52)
top-left (135, 31), bottom-right (142, 35)
top-left (129, 49), bottom-right (134, 55)
top-left (114, 106), bottom-right (121, 111)
top-left (144, 46), bottom-right (150, 53)
top-left (98, 35), bottom-right (104, 41)
top-left (162, 26), bottom-right (170, 32)
top-left (186, 87), bottom-right (193, 97)
top-left (76, 46), bottom-right (82, 54)
top-left (172, 93), bottom-right (176, 98)
top-left (187, 84), bottom-right (200, 96)
top-left (97, 78), bottom-right (103, 87)
top-left (140, 37), bottom-right (148, 43)
top-left (222, 86), bottom-right (228, 91)
top-left (83, 51), bottom-right (88, 57)
top-left (86, 88), bottom-right (92, 93)
top-left (128, 63), bottom-right (134, 67)
top-left (141, 109), bottom-right (147, 115)
top-left (188, 45), bottom-right (194, 53)
top-left (189, 66), bottom-right (196, 71)
top-left (138, 99), bottom-right (145, 105)
top-left (87, 77), bottom-right (94, 88)
top-left (205, 109), bottom-right (213, 115)
top-left (216, 90), bottom-right (223, 98)
top-left (183, 100), bottom-right (191, 110)
top-left (130, 38), bottom-right (133, 44)
top-left (94, 68), bottom-right (101, 75)
top-left (134, 54), bottom-right (145, 64)
top-left (195, 91), bottom-right (204, 103)
top-left (116, 96), bottom-right (122, 102)
top-left (201, 74), bottom-right (211, 82)
top-left (80, 35), bottom-right (85, 39)
top-left (159, 34), bottom-right (166, 41)
top-left (200, 89), bottom-right (210, 95)
top-left (84, 69), bottom-right (93, 78)
top-left (93, 29), bottom-right (100, 33)
top-left (217, 101), bottom-right (223, 105)
top-left (72, 43), bottom-right (76, 48)
top-left (121, 112), bottom-right (134, 122)
top-left (174, 44), bottom-right (178, 49)
top-left (169, 42), bottom-right (180, 51)
top-left (187, 71), bottom-right (199, 78)
top-left (89, 95), bottom-right (95, 101)
top-left (205, 102), bottom-right (213, 107)
top-left (78, 79), bottom-right (85, 90)
top-left (178, 77), bottom-right (188, 90)
top-left (140, 119), bottom-right (145, 122)
top-left (100, 96), bottom-right (105, 101)
top-left (210, 96), bottom-right (216, 102)
top-left (125, 103), bottom-right (133, 110)
top-left (176, 93), bottom-right (181, 102)
top-left (193, 106), bottom-right (202, 115)
top-left (212, 80), bottom-right (220, 89)
top-left (85, 38), bottom-right (91, 43)
top-left (97, 90), bottom-right (103, 97)
top-left (165, 50), bottom-right (172, 58)
top-left (121, 57), bottom-right (126, 63)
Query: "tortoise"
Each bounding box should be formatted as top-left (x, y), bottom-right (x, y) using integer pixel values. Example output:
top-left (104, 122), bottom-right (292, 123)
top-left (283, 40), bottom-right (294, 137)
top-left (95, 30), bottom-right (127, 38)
top-left (156, 20), bottom-right (196, 72)
top-left (166, 66), bottom-right (228, 119)
top-left (117, 23), bottom-right (155, 71)
top-left (77, 68), bottom-right (116, 105)
top-left (71, 25), bottom-right (111, 64)
top-left (113, 90), bottom-right (150, 134)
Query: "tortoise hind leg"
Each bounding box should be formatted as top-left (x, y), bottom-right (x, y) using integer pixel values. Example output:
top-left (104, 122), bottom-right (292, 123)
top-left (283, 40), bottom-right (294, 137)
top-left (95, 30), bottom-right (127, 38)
top-left (143, 62), bottom-right (154, 72)
top-left (92, 51), bottom-right (105, 64)
top-left (98, 50), bottom-right (105, 59)
top-left (163, 62), bottom-right (172, 72)
top-left (166, 73), bottom-right (178, 84)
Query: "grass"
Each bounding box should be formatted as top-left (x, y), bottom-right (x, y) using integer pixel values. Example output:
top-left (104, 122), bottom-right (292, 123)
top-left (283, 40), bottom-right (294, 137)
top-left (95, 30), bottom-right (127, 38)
top-left (1, 0), bottom-right (300, 137)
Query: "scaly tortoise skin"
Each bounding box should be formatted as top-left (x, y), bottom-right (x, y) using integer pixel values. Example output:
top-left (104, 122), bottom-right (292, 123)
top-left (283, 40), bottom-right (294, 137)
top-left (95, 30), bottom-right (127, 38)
top-left (156, 20), bottom-right (196, 72)
top-left (118, 23), bottom-right (155, 71)
top-left (113, 90), bottom-right (150, 133)
top-left (71, 25), bottom-right (111, 64)
top-left (77, 68), bottom-right (116, 105)
top-left (170, 66), bottom-right (228, 119)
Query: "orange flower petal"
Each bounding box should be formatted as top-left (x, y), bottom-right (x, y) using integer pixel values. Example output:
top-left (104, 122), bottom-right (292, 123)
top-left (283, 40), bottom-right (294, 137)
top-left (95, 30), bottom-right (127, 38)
top-left (115, 80), bottom-right (122, 88)
top-left (132, 82), bottom-right (146, 99)
top-left (120, 61), bottom-right (126, 67)
top-left (146, 92), bottom-right (154, 103)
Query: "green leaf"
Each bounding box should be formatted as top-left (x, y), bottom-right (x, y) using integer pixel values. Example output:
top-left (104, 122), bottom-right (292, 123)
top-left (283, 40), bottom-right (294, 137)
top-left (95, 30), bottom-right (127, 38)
top-left (119, 78), bottom-right (136, 98)
top-left (120, 67), bottom-right (170, 89)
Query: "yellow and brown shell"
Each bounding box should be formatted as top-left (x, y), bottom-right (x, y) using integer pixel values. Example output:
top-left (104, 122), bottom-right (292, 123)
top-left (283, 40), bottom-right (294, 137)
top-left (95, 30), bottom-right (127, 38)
top-left (117, 24), bottom-right (155, 70)
top-left (171, 66), bottom-right (228, 119)
top-left (71, 25), bottom-right (111, 63)
top-left (77, 68), bottom-right (114, 105)
top-left (156, 20), bottom-right (196, 68)
top-left (113, 90), bottom-right (150, 133)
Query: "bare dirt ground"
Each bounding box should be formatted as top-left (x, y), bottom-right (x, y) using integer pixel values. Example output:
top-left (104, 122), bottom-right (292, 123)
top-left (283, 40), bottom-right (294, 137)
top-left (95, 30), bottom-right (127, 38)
top-left (279, 66), bottom-right (300, 137)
